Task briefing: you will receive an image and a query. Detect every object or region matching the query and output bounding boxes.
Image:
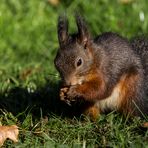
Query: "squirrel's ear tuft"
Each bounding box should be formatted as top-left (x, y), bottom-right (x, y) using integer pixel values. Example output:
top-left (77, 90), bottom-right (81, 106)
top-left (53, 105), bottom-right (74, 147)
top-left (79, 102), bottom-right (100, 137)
top-left (58, 14), bottom-right (69, 47)
top-left (75, 14), bottom-right (90, 45)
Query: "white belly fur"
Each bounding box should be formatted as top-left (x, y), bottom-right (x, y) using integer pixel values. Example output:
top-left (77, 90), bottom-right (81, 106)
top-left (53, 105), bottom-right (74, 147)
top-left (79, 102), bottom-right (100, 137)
top-left (96, 84), bottom-right (121, 112)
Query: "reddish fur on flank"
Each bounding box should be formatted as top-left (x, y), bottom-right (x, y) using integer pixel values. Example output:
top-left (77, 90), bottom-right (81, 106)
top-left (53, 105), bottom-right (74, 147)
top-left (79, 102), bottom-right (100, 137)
top-left (97, 71), bottom-right (141, 118)
top-left (118, 73), bottom-right (140, 116)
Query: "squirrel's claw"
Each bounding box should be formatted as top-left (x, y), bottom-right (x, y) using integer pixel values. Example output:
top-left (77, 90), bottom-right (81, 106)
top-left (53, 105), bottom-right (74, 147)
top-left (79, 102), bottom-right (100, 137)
top-left (66, 85), bottom-right (79, 99)
top-left (60, 87), bottom-right (69, 100)
top-left (60, 86), bottom-right (78, 105)
top-left (65, 99), bottom-right (72, 106)
top-left (60, 87), bottom-right (73, 106)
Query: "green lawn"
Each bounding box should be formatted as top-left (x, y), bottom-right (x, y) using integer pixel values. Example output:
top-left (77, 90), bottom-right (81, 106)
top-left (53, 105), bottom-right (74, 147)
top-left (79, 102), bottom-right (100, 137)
top-left (0, 0), bottom-right (148, 147)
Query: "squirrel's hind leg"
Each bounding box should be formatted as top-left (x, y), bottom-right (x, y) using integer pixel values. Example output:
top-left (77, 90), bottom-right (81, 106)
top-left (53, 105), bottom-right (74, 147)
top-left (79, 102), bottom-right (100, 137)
top-left (83, 104), bottom-right (100, 121)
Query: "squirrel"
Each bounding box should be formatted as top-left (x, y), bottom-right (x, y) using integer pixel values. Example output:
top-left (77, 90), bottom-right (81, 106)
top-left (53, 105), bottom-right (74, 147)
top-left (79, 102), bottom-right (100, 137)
top-left (54, 14), bottom-right (148, 121)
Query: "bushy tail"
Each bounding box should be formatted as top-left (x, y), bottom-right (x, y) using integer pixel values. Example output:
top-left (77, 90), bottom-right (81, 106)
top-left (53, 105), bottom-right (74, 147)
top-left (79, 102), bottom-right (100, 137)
top-left (131, 36), bottom-right (148, 116)
top-left (131, 36), bottom-right (148, 55)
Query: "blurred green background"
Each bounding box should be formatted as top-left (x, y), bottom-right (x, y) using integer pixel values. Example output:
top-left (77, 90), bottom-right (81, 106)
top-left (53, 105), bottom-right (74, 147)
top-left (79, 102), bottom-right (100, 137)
top-left (0, 0), bottom-right (148, 147)
top-left (0, 0), bottom-right (147, 79)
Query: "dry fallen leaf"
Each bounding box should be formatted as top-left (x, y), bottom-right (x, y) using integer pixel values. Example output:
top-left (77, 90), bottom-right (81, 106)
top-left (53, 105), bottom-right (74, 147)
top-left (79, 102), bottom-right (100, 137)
top-left (142, 122), bottom-right (148, 128)
top-left (119, 0), bottom-right (133, 4)
top-left (0, 125), bottom-right (19, 146)
top-left (48, 0), bottom-right (60, 6)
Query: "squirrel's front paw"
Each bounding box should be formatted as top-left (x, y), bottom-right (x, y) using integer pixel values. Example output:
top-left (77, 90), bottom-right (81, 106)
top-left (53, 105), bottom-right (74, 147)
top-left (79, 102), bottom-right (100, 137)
top-left (60, 87), bottom-right (73, 106)
top-left (67, 85), bottom-right (80, 100)
top-left (60, 87), bottom-right (69, 100)
top-left (60, 85), bottom-right (80, 106)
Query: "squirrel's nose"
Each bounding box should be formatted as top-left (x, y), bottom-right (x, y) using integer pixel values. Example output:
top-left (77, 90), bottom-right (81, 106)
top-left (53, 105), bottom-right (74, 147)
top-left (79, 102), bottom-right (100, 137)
top-left (63, 79), bottom-right (71, 86)
top-left (63, 76), bottom-right (79, 86)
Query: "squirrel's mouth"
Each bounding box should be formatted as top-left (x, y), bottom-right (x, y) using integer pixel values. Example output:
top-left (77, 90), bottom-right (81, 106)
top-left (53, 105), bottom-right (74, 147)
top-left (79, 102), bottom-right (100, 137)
top-left (63, 76), bottom-right (85, 87)
top-left (70, 78), bottom-right (84, 86)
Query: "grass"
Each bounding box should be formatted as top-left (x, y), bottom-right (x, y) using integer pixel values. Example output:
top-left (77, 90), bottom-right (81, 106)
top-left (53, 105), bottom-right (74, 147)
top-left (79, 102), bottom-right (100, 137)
top-left (0, 0), bottom-right (148, 147)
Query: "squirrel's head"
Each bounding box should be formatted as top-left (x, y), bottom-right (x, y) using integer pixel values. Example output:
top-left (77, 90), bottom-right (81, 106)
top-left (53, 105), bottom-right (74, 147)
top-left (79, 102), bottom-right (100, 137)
top-left (54, 14), bottom-right (95, 86)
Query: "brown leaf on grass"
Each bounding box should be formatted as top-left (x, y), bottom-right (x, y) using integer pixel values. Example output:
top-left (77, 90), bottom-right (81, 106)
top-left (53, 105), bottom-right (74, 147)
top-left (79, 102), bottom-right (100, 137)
top-left (119, 0), bottom-right (133, 4)
top-left (142, 122), bottom-right (148, 128)
top-left (0, 125), bottom-right (19, 146)
top-left (48, 0), bottom-right (60, 6)
top-left (19, 66), bottom-right (42, 80)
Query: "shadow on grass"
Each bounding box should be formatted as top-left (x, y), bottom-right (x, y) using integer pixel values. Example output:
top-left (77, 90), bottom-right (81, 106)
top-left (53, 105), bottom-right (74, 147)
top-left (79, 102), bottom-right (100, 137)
top-left (0, 81), bottom-right (77, 121)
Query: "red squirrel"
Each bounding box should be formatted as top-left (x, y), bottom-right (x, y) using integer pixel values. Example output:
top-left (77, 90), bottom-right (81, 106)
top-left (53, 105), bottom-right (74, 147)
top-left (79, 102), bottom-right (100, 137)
top-left (54, 14), bottom-right (148, 120)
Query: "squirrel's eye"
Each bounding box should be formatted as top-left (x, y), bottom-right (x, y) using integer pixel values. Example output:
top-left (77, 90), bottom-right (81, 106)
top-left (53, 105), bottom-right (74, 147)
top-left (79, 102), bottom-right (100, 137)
top-left (84, 43), bottom-right (87, 49)
top-left (76, 58), bottom-right (83, 67)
